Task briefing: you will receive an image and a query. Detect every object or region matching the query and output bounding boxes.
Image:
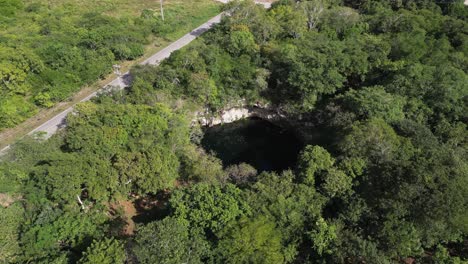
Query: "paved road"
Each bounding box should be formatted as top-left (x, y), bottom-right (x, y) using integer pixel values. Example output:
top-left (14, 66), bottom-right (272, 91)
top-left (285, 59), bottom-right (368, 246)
top-left (0, 1), bottom-right (270, 154)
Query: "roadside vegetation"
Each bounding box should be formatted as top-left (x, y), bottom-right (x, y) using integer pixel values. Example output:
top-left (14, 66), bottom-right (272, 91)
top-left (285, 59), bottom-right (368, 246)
top-left (0, 0), bottom-right (467, 263)
top-left (0, 0), bottom-right (220, 130)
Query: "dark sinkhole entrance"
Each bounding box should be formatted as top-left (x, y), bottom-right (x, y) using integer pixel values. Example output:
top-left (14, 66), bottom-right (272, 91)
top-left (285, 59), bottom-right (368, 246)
top-left (201, 117), bottom-right (303, 173)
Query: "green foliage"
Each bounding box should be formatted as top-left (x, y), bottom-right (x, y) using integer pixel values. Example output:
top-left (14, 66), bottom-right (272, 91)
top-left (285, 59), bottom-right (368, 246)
top-left (381, 218), bottom-right (423, 257)
top-left (0, 46), bottom-right (43, 95)
top-left (322, 168), bottom-right (353, 197)
top-left (271, 33), bottom-right (347, 111)
top-left (224, 162), bottom-right (258, 185)
top-left (20, 209), bottom-right (107, 262)
top-left (34, 92), bottom-right (54, 108)
top-left (63, 102), bottom-right (188, 197)
top-left (32, 152), bottom-right (95, 202)
top-left (227, 25), bottom-right (259, 55)
top-left (0, 203), bottom-right (23, 262)
top-left (332, 229), bottom-right (391, 264)
top-left (134, 218), bottom-right (211, 264)
top-left (270, 4), bottom-right (306, 38)
top-left (111, 43), bottom-right (145, 60)
top-left (170, 183), bottom-right (250, 235)
top-left (247, 171), bottom-right (326, 260)
top-left (340, 86), bottom-right (406, 123)
top-left (308, 218), bottom-right (338, 256)
top-left (433, 244), bottom-right (468, 264)
top-left (179, 145), bottom-right (225, 184)
top-left (297, 145), bottom-right (353, 198)
top-left (320, 6), bottom-right (362, 35)
top-left (79, 238), bottom-right (125, 264)
top-left (0, 0), bottom-right (23, 17)
top-left (217, 216), bottom-right (285, 264)
top-left (0, 95), bottom-right (36, 128)
top-left (187, 72), bottom-right (220, 106)
top-left (0, 164), bottom-right (24, 194)
top-left (297, 145), bottom-right (334, 185)
top-left (4, 101), bottom-right (193, 210)
top-left (341, 118), bottom-right (412, 164)
top-left (113, 146), bottom-right (179, 193)
top-left (0, 0), bottom-right (467, 263)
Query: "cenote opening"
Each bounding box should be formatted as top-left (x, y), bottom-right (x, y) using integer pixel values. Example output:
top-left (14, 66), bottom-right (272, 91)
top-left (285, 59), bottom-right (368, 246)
top-left (201, 117), bottom-right (303, 173)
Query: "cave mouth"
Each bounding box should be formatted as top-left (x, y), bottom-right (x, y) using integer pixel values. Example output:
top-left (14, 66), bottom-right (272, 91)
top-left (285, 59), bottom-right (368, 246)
top-left (201, 117), bottom-right (303, 173)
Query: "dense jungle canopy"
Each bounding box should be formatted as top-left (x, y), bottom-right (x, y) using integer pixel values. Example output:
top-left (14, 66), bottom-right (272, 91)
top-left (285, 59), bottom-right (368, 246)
top-left (0, 0), bottom-right (467, 263)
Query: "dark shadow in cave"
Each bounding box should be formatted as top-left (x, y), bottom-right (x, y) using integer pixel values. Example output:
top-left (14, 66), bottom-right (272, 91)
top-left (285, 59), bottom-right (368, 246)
top-left (201, 117), bottom-right (303, 173)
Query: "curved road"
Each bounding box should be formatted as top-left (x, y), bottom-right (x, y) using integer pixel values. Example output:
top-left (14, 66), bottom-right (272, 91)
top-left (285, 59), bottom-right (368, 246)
top-left (0, 1), bottom-right (271, 154)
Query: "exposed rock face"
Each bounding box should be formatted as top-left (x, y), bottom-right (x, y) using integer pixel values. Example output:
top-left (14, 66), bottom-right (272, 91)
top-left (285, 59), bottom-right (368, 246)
top-left (194, 104), bottom-right (316, 143)
top-left (196, 106), bottom-right (285, 127)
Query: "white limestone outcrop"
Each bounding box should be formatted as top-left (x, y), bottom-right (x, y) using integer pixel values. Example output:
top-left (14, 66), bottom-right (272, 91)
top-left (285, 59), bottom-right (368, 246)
top-left (195, 106), bottom-right (285, 127)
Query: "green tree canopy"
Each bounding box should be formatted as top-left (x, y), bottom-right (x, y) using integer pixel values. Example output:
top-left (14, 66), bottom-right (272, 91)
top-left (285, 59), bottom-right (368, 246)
top-left (217, 216), bottom-right (285, 264)
top-left (170, 183), bottom-right (250, 236)
top-left (134, 218), bottom-right (211, 264)
top-left (79, 238), bottom-right (125, 264)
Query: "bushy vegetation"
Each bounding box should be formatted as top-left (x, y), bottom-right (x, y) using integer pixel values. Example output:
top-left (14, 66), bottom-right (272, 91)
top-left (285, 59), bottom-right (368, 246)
top-left (0, 0), bottom-right (467, 263)
top-left (0, 0), bottom-right (220, 130)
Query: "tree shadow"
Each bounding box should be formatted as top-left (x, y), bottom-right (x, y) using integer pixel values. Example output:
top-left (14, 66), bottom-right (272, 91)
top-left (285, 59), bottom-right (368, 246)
top-left (131, 191), bottom-right (171, 224)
